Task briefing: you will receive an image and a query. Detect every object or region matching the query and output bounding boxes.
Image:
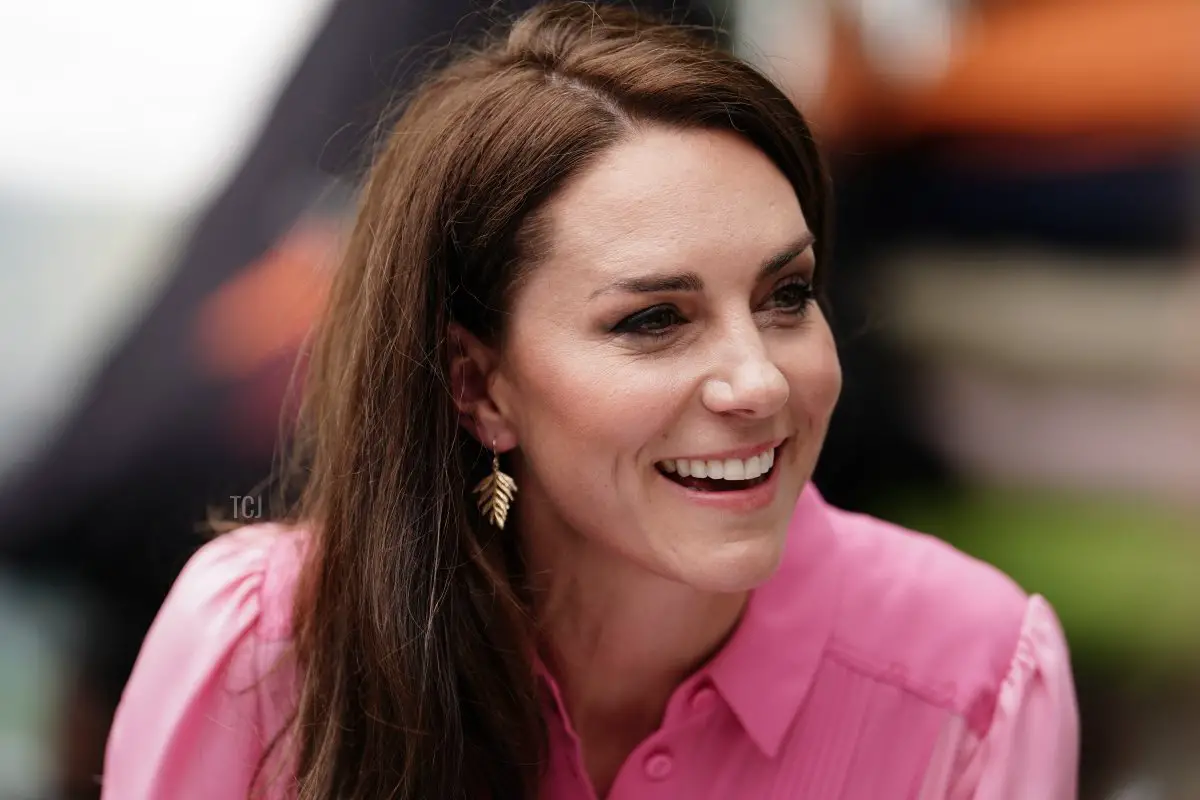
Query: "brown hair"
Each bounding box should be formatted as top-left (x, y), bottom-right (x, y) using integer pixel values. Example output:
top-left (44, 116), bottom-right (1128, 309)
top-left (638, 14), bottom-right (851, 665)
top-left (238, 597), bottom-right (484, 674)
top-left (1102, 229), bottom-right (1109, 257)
top-left (278, 3), bottom-right (828, 798)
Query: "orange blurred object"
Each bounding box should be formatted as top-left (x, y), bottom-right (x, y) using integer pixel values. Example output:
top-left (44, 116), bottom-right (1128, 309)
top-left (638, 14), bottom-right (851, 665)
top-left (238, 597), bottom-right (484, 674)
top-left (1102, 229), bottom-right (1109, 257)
top-left (194, 219), bottom-right (338, 381)
top-left (817, 0), bottom-right (1200, 149)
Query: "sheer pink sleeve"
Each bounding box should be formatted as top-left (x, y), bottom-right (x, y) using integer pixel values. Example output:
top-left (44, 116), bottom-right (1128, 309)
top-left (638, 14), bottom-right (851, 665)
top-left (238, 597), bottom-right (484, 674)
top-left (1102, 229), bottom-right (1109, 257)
top-left (946, 595), bottom-right (1081, 799)
top-left (101, 529), bottom-right (286, 799)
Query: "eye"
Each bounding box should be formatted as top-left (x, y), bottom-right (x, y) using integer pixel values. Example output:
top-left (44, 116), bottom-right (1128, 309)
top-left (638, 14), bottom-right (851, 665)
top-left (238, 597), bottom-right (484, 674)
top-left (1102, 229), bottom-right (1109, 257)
top-left (764, 275), bottom-right (815, 315)
top-left (612, 304), bottom-right (686, 338)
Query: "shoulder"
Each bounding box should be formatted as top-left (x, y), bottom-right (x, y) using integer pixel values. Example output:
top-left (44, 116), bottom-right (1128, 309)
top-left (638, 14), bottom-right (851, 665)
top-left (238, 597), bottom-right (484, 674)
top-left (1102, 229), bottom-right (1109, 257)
top-left (164, 523), bottom-right (306, 643)
top-left (121, 522), bottom-right (308, 707)
top-left (823, 506), bottom-right (1031, 733)
top-left (103, 526), bottom-right (309, 797)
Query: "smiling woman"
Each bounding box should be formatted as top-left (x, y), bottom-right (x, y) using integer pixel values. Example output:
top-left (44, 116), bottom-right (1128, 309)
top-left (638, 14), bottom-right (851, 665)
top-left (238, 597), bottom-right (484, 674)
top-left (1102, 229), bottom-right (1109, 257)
top-left (101, 4), bottom-right (1079, 800)
top-left (451, 125), bottom-right (840, 599)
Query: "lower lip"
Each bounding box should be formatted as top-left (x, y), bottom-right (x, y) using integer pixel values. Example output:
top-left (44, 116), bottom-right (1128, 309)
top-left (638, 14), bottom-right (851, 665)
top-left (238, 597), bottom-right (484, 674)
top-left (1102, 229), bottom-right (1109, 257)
top-left (657, 442), bottom-right (786, 513)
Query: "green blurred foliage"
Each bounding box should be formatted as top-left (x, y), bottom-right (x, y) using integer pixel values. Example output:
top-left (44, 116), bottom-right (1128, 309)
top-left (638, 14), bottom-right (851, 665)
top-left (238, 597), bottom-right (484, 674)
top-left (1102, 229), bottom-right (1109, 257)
top-left (883, 488), bottom-right (1200, 679)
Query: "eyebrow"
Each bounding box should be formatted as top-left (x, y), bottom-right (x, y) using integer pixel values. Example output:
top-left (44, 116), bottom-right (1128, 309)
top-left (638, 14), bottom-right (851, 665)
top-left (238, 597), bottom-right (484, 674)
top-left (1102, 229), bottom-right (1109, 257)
top-left (591, 231), bottom-right (815, 299)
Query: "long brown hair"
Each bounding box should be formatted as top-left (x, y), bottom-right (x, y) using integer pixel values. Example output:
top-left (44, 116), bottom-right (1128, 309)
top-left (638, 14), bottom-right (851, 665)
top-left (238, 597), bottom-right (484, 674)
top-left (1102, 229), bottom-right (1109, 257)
top-left (279, 3), bottom-right (829, 798)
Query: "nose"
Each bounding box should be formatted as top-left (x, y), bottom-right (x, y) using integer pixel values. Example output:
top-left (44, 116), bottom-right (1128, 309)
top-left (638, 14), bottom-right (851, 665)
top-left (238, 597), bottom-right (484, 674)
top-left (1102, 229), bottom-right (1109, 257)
top-left (701, 333), bottom-right (789, 419)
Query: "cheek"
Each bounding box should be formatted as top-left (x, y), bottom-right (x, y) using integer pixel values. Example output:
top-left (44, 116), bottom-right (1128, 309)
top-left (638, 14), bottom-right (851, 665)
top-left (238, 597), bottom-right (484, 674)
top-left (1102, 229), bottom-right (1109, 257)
top-left (500, 345), bottom-right (680, 548)
top-left (784, 328), bottom-right (842, 428)
top-left (503, 341), bottom-right (679, 459)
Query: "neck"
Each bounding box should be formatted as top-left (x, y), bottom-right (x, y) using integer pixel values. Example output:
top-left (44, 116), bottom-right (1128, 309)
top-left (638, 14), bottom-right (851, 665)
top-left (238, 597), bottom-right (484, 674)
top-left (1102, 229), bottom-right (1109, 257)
top-left (539, 568), bottom-right (744, 722)
top-left (522, 517), bottom-right (746, 790)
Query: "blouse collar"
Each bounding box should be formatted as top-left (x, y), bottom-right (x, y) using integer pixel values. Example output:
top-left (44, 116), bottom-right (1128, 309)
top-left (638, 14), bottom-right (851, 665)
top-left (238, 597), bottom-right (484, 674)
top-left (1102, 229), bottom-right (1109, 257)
top-left (533, 483), bottom-right (843, 759)
top-left (703, 482), bottom-right (843, 757)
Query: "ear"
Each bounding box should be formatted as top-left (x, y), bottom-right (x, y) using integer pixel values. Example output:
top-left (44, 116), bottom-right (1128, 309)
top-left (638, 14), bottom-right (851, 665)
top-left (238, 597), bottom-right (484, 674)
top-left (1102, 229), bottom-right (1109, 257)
top-left (448, 323), bottom-right (518, 451)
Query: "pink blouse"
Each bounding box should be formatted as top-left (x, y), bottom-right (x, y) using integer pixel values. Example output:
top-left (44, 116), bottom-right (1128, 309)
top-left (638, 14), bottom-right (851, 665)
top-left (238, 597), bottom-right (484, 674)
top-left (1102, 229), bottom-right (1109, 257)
top-left (102, 485), bottom-right (1079, 799)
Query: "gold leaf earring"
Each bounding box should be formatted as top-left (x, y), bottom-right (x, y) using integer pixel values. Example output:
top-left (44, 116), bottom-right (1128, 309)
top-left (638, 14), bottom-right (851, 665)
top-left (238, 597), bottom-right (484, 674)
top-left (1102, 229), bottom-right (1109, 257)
top-left (473, 439), bottom-right (517, 529)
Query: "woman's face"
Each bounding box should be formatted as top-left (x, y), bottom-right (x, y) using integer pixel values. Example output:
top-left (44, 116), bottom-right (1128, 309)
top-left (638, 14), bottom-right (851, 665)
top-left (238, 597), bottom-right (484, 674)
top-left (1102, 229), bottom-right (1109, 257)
top-left (487, 126), bottom-right (841, 593)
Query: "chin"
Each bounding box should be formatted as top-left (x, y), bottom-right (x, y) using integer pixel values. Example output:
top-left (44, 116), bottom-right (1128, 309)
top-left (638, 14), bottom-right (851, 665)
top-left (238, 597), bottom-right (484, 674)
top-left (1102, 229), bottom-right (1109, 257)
top-left (678, 531), bottom-right (789, 594)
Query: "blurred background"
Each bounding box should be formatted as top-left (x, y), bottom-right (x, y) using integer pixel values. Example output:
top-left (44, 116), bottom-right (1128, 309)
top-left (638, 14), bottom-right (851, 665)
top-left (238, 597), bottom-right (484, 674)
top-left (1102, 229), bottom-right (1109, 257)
top-left (0, 0), bottom-right (1196, 797)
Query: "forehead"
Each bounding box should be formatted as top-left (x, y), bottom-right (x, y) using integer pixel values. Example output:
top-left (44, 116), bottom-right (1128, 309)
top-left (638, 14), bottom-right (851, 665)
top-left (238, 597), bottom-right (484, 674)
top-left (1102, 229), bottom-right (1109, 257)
top-left (535, 127), bottom-right (809, 288)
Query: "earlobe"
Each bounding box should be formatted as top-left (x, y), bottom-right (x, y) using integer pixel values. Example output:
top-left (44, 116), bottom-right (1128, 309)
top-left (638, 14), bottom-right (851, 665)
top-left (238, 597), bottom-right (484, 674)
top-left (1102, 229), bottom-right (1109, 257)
top-left (448, 323), bottom-right (517, 451)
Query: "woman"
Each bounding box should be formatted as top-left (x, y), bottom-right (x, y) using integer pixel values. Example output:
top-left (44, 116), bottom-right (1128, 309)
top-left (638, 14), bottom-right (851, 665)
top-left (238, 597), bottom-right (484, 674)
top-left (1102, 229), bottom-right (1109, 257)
top-left (101, 4), bottom-right (1078, 798)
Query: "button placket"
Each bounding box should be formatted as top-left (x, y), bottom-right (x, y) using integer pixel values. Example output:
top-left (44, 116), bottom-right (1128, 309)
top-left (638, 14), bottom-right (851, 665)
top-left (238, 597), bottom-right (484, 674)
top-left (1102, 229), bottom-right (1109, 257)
top-left (689, 685), bottom-right (719, 714)
top-left (643, 748), bottom-right (675, 781)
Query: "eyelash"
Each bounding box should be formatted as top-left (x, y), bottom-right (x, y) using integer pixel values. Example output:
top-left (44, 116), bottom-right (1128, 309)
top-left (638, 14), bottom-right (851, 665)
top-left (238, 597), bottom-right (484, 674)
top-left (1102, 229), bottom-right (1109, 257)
top-left (612, 276), bottom-right (816, 340)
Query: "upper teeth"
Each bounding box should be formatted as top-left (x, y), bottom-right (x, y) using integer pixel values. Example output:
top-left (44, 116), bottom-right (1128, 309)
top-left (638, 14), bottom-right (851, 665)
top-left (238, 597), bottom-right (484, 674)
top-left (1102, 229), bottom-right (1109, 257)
top-left (658, 447), bottom-right (775, 480)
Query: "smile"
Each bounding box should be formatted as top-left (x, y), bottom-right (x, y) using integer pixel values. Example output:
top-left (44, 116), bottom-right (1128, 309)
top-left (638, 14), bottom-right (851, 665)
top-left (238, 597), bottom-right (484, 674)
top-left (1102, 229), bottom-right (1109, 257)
top-left (654, 440), bottom-right (783, 493)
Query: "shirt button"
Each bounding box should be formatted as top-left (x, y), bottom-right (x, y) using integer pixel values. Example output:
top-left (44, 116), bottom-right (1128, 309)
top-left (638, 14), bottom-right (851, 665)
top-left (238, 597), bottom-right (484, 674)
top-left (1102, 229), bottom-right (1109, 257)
top-left (644, 750), bottom-right (674, 781)
top-left (690, 686), bottom-right (718, 714)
